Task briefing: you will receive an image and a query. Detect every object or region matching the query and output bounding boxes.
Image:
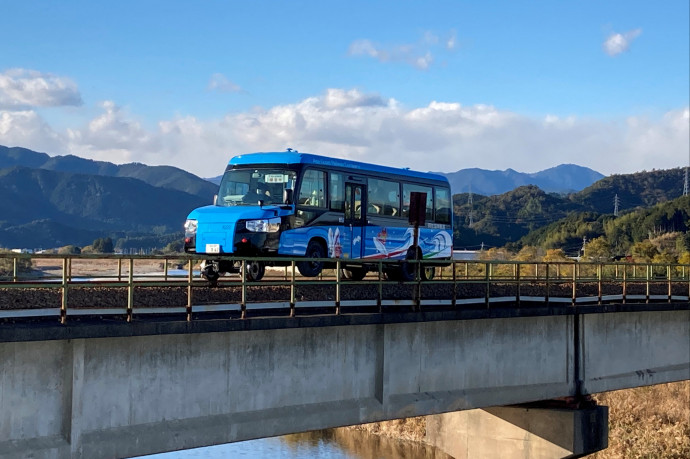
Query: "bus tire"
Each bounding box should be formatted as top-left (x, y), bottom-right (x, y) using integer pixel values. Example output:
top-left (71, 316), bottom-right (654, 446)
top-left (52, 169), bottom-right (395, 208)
top-left (245, 260), bottom-right (265, 282)
top-left (399, 247), bottom-right (420, 282)
top-left (342, 267), bottom-right (366, 281)
top-left (298, 240), bottom-right (326, 277)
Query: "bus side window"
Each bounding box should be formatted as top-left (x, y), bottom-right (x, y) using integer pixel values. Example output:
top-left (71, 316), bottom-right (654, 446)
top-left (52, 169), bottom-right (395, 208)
top-left (434, 187), bottom-right (451, 224)
top-left (368, 178), bottom-right (399, 216)
top-left (402, 183), bottom-right (433, 220)
top-left (299, 169), bottom-right (326, 207)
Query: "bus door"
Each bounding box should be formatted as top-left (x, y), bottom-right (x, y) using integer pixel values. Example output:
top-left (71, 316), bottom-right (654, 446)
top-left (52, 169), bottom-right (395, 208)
top-left (344, 182), bottom-right (367, 259)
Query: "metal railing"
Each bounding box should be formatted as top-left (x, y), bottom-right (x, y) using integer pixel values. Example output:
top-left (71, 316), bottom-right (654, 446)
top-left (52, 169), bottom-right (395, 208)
top-left (1, 253), bottom-right (689, 323)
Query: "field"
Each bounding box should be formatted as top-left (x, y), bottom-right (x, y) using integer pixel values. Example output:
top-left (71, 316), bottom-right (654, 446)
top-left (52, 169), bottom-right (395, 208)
top-left (591, 381), bottom-right (690, 459)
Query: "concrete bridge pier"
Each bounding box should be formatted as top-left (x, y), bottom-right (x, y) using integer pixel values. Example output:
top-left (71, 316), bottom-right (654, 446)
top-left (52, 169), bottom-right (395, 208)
top-left (426, 402), bottom-right (608, 459)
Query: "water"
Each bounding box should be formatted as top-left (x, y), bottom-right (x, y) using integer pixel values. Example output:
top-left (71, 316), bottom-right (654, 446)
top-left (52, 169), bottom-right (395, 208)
top-left (142, 429), bottom-right (450, 459)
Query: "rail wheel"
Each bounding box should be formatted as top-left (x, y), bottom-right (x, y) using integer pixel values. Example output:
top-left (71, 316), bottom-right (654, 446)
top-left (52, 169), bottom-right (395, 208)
top-left (245, 260), bottom-right (265, 282)
top-left (342, 267), bottom-right (367, 281)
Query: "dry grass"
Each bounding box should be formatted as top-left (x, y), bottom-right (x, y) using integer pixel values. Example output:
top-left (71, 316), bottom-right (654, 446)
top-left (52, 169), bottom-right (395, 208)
top-left (591, 381), bottom-right (690, 459)
top-left (347, 416), bottom-right (427, 443)
top-left (342, 381), bottom-right (689, 458)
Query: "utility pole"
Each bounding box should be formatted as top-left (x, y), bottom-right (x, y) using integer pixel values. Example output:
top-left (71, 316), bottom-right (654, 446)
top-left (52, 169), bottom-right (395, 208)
top-left (581, 236), bottom-right (587, 258)
top-left (614, 194), bottom-right (620, 217)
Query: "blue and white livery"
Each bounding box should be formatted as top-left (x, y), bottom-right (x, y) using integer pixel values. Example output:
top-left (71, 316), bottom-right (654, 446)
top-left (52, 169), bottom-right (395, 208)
top-left (184, 150), bottom-right (453, 282)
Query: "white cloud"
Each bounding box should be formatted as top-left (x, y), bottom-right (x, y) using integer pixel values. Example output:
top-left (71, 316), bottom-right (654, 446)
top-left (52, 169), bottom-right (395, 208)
top-left (603, 28), bottom-right (642, 56)
top-left (348, 30), bottom-right (454, 70)
top-left (4, 89), bottom-right (688, 179)
top-left (0, 109), bottom-right (65, 153)
top-left (65, 101), bottom-right (154, 164)
top-left (446, 30), bottom-right (457, 51)
top-left (0, 68), bottom-right (82, 109)
top-left (207, 73), bottom-right (243, 93)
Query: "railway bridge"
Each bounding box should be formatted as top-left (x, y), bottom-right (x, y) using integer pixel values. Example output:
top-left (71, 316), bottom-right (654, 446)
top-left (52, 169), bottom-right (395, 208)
top-left (0, 254), bottom-right (689, 458)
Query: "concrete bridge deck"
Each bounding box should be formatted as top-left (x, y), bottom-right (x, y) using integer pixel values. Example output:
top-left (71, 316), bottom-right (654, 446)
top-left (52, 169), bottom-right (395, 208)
top-left (1, 255), bottom-right (689, 458)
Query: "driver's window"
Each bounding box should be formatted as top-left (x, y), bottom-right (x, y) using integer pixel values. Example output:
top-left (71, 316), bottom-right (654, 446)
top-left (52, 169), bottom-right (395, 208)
top-left (298, 169), bottom-right (326, 207)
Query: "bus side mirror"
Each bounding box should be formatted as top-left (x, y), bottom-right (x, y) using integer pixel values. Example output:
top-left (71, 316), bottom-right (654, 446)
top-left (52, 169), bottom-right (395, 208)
top-left (283, 189), bottom-right (293, 205)
top-left (213, 194), bottom-right (218, 205)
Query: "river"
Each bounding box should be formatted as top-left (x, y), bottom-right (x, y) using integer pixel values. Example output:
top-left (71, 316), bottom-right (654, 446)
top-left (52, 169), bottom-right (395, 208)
top-left (141, 429), bottom-right (450, 459)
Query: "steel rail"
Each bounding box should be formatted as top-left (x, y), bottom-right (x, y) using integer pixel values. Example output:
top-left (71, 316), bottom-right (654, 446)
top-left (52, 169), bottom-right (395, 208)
top-left (1, 253), bottom-right (689, 322)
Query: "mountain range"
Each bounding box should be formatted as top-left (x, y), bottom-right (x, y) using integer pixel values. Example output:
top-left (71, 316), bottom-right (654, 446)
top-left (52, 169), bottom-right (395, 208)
top-left (439, 164), bottom-right (605, 195)
top-left (1, 145), bottom-right (683, 253)
top-left (0, 146), bottom-right (218, 199)
top-left (453, 167), bottom-right (688, 252)
top-left (0, 146), bottom-right (217, 249)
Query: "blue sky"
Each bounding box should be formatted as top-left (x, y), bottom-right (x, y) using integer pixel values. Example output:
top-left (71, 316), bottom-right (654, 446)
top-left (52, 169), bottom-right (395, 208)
top-left (1, 1), bottom-right (688, 179)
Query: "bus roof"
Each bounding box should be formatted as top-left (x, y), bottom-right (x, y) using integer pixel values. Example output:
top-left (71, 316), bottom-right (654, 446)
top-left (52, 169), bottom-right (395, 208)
top-left (229, 151), bottom-right (449, 184)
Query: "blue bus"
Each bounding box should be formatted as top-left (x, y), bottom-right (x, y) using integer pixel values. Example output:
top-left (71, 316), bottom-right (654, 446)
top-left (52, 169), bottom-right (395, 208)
top-left (184, 150), bottom-right (453, 282)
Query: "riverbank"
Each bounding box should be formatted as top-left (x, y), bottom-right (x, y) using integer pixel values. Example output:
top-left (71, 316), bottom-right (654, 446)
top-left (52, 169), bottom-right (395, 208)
top-left (341, 380), bottom-right (689, 458)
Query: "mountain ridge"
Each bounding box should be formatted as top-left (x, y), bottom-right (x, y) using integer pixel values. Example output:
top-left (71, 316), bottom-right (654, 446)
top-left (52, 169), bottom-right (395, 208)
top-left (439, 163), bottom-right (605, 195)
top-left (0, 145), bottom-right (217, 201)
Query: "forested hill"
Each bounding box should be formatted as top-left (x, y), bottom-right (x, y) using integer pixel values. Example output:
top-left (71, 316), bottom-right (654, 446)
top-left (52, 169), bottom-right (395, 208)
top-left (568, 168), bottom-right (686, 214)
top-left (453, 185), bottom-right (587, 249)
top-left (454, 167), bottom-right (689, 251)
top-left (0, 166), bottom-right (207, 248)
top-left (0, 145), bottom-right (217, 201)
top-left (518, 196), bottom-right (690, 256)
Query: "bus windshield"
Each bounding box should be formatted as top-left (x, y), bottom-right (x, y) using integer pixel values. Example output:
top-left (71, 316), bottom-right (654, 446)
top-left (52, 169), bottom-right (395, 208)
top-left (216, 168), bottom-right (297, 206)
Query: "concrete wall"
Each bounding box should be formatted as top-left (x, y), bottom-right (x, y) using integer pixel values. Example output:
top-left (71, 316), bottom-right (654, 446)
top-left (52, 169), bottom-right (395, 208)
top-left (581, 310), bottom-right (690, 394)
top-left (0, 310), bottom-right (688, 458)
top-left (426, 405), bottom-right (608, 459)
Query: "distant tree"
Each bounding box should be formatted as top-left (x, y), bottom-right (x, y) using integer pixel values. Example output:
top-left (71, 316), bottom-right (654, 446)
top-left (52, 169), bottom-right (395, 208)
top-left (675, 232), bottom-right (690, 255)
top-left (586, 236), bottom-right (611, 262)
top-left (480, 247), bottom-right (512, 261)
top-left (163, 239), bottom-right (184, 254)
top-left (652, 252), bottom-right (677, 264)
top-left (678, 252), bottom-right (690, 265)
top-left (57, 245), bottom-right (81, 255)
top-left (92, 237), bottom-right (114, 253)
top-left (80, 245), bottom-right (95, 254)
top-left (513, 246), bottom-right (542, 262)
top-left (631, 240), bottom-right (659, 263)
top-left (542, 248), bottom-right (571, 263)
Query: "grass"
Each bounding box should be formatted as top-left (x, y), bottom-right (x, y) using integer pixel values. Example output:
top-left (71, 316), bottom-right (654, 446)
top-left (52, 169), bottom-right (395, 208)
top-left (342, 380), bottom-right (690, 458)
top-left (591, 380), bottom-right (690, 459)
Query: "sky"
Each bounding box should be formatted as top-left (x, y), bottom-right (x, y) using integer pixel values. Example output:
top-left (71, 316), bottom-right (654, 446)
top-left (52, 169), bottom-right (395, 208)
top-left (0, 0), bottom-right (688, 180)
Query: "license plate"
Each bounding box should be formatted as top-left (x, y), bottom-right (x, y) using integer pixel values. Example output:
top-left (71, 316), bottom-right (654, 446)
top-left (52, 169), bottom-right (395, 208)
top-left (205, 244), bottom-right (220, 254)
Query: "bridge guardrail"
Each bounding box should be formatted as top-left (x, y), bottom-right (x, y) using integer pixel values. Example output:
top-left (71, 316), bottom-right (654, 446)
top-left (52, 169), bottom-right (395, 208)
top-left (1, 253), bottom-right (689, 323)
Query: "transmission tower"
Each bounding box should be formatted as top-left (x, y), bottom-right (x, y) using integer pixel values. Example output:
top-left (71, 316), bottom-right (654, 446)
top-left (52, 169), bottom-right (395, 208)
top-left (614, 194), bottom-right (620, 217)
top-left (468, 185), bottom-right (474, 228)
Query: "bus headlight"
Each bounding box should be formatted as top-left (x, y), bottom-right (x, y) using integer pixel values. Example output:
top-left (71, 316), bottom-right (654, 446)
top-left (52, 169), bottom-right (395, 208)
top-left (245, 217), bottom-right (281, 233)
top-left (184, 219), bottom-right (198, 236)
